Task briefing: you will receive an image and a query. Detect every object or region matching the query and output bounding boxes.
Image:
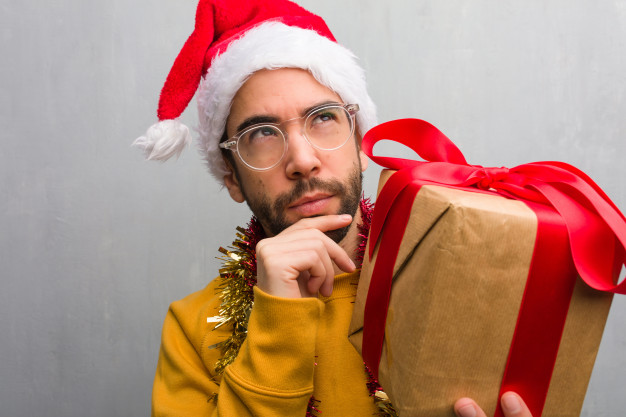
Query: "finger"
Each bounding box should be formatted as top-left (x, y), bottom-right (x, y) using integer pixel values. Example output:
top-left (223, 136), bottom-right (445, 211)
top-left (325, 237), bottom-right (356, 273)
top-left (267, 229), bottom-right (356, 274)
top-left (258, 248), bottom-right (332, 298)
top-left (296, 270), bottom-right (312, 298)
top-left (302, 246), bottom-right (336, 296)
top-left (454, 393), bottom-right (533, 417)
top-left (306, 252), bottom-right (335, 296)
top-left (454, 398), bottom-right (487, 417)
top-left (259, 237), bottom-right (336, 272)
top-left (263, 238), bottom-right (344, 297)
top-left (273, 236), bottom-right (352, 296)
top-left (317, 266), bottom-right (335, 297)
top-left (302, 249), bottom-right (334, 297)
top-left (273, 226), bottom-right (345, 244)
top-left (284, 214), bottom-right (353, 234)
top-left (294, 229), bottom-right (356, 273)
top-left (258, 239), bottom-right (334, 285)
top-left (500, 392), bottom-right (532, 417)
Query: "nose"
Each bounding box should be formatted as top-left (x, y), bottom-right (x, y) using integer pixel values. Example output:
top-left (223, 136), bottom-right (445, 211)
top-left (283, 125), bottom-right (321, 179)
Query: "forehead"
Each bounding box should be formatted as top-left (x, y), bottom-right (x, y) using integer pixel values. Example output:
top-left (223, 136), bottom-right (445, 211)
top-left (227, 68), bottom-right (342, 130)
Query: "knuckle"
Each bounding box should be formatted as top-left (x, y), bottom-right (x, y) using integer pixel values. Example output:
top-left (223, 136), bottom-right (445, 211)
top-left (304, 251), bottom-right (319, 264)
top-left (313, 239), bottom-right (325, 252)
top-left (256, 237), bottom-right (276, 257)
top-left (255, 239), bottom-right (267, 251)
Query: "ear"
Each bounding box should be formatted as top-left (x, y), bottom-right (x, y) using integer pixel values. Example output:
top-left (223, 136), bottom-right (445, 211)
top-left (359, 148), bottom-right (369, 172)
top-left (222, 157), bottom-right (245, 203)
top-left (356, 132), bottom-right (368, 172)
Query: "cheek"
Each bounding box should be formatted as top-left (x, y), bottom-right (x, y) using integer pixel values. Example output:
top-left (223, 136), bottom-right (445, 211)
top-left (326, 145), bottom-right (360, 172)
top-left (242, 172), bottom-right (282, 199)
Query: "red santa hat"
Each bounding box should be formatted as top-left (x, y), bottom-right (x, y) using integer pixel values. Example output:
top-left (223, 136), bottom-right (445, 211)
top-left (134, 0), bottom-right (377, 183)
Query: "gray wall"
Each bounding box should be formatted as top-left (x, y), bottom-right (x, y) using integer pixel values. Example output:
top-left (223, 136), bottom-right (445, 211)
top-left (1, 0), bottom-right (624, 415)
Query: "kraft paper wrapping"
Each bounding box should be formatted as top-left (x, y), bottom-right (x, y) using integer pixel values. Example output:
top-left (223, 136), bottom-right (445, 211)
top-left (348, 170), bottom-right (613, 417)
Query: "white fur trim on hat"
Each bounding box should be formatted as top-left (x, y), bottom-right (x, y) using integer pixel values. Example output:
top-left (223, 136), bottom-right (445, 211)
top-left (196, 22), bottom-right (377, 184)
top-left (133, 119), bottom-right (192, 161)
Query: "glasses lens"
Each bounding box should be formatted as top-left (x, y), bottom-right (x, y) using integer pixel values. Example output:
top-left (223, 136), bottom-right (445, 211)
top-left (305, 106), bottom-right (353, 150)
top-left (237, 125), bottom-right (285, 170)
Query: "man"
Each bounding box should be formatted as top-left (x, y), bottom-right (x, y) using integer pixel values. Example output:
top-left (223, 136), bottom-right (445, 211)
top-left (136, 1), bottom-right (534, 416)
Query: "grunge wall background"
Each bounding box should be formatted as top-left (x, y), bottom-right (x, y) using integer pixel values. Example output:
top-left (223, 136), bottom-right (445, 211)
top-left (1, 0), bottom-right (624, 415)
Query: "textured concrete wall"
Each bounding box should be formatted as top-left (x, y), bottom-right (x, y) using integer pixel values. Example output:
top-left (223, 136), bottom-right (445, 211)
top-left (1, 0), bottom-right (624, 415)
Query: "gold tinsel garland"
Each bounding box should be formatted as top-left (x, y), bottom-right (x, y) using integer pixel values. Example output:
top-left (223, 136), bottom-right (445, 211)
top-left (208, 220), bottom-right (264, 375)
top-left (209, 200), bottom-right (397, 416)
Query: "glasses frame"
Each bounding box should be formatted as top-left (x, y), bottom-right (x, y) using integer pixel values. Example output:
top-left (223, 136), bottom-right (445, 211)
top-left (219, 103), bottom-right (360, 171)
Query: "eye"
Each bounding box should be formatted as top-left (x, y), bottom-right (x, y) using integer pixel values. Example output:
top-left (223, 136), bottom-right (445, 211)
top-left (310, 110), bottom-right (338, 126)
top-left (246, 126), bottom-right (280, 142)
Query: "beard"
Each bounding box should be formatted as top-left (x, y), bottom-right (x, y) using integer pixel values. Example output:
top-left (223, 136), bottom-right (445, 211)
top-left (240, 163), bottom-right (363, 243)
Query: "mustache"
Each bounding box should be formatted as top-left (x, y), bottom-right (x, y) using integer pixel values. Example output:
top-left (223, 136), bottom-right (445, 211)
top-left (272, 177), bottom-right (346, 213)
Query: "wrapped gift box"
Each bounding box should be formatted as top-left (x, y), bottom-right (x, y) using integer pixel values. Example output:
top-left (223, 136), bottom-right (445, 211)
top-left (349, 171), bottom-right (612, 416)
top-left (348, 119), bottom-right (624, 417)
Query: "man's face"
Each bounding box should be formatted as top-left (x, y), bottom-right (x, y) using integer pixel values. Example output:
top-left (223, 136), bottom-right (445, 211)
top-left (223, 68), bottom-right (368, 242)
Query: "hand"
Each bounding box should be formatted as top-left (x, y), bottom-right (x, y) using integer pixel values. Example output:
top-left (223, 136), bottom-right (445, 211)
top-left (454, 392), bottom-right (532, 417)
top-left (255, 214), bottom-right (356, 298)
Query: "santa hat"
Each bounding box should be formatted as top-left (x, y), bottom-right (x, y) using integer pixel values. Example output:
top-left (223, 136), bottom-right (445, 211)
top-left (134, 0), bottom-right (377, 183)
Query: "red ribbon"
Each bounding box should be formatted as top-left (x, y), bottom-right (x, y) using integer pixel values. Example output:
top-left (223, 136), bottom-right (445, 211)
top-left (360, 119), bottom-right (626, 416)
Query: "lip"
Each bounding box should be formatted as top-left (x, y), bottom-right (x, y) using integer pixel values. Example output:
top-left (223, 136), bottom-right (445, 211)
top-left (288, 193), bottom-right (334, 216)
top-left (289, 193), bottom-right (333, 208)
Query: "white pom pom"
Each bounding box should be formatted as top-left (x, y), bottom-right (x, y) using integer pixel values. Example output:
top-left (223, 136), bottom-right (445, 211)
top-left (133, 120), bottom-right (192, 161)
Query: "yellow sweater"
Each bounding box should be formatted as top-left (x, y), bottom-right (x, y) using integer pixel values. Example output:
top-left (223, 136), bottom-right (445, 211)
top-left (152, 270), bottom-right (378, 416)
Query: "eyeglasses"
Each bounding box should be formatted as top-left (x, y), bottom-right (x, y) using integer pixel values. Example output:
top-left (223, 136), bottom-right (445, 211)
top-left (219, 103), bottom-right (359, 171)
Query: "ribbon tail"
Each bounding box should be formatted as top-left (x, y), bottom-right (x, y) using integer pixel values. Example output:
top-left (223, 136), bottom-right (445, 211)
top-left (495, 202), bottom-right (576, 417)
top-left (362, 183), bottom-right (420, 377)
top-left (528, 181), bottom-right (626, 294)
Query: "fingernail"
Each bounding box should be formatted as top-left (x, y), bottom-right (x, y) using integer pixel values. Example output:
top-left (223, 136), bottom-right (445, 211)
top-left (501, 393), bottom-right (521, 414)
top-left (341, 214), bottom-right (352, 221)
top-left (456, 403), bottom-right (477, 417)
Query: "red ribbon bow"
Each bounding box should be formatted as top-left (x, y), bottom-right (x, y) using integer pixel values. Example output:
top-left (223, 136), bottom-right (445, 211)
top-left (360, 119), bottom-right (626, 416)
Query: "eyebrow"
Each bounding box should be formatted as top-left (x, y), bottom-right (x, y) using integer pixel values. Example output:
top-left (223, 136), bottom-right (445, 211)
top-left (234, 100), bottom-right (343, 134)
top-left (302, 100), bottom-right (342, 115)
top-left (236, 116), bottom-right (279, 134)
